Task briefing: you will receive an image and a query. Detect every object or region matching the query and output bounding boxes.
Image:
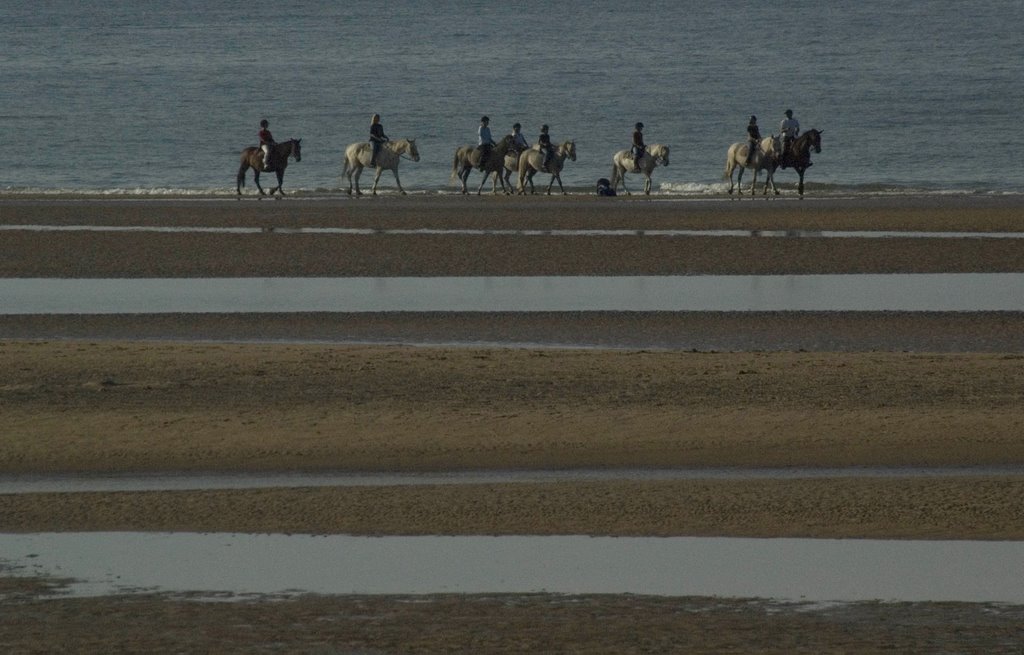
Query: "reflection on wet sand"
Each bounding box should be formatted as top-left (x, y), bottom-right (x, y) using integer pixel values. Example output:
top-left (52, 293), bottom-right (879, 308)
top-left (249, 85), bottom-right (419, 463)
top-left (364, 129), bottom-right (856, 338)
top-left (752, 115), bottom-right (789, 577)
top-left (3, 532), bottom-right (1023, 603)
top-left (4, 273), bottom-right (1024, 314)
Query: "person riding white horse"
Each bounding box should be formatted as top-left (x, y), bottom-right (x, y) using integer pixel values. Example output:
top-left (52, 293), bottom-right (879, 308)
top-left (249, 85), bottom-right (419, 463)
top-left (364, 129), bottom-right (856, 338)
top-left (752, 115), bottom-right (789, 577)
top-left (609, 143), bottom-right (670, 195)
top-left (368, 113), bottom-right (389, 167)
top-left (631, 122), bottom-right (646, 173)
top-left (342, 137), bottom-right (420, 196)
top-left (536, 124), bottom-right (554, 172)
top-left (724, 135), bottom-right (781, 196)
top-left (744, 115), bottom-right (761, 166)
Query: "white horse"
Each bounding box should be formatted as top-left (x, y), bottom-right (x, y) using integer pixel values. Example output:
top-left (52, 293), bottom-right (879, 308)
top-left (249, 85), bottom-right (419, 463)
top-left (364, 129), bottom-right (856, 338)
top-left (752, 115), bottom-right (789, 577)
top-left (517, 141), bottom-right (577, 195)
top-left (609, 144), bottom-right (670, 195)
top-left (342, 138), bottom-right (420, 196)
top-left (724, 135), bottom-right (780, 196)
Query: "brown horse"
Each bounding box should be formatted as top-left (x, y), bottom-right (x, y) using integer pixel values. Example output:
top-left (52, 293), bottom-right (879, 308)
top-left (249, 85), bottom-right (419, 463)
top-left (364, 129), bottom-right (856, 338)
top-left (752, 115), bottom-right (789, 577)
top-left (779, 129), bottom-right (822, 196)
top-left (450, 134), bottom-right (515, 195)
top-left (236, 138), bottom-right (302, 196)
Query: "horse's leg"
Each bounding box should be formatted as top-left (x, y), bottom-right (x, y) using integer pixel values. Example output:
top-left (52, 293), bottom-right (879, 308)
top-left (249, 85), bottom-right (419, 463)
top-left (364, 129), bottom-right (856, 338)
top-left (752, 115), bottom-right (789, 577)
top-left (392, 167), bottom-right (406, 195)
top-left (371, 167), bottom-right (384, 196)
top-left (749, 168), bottom-right (759, 195)
top-left (618, 167), bottom-right (632, 196)
top-left (253, 170), bottom-right (266, 196)
top-left (458, 166), bottom-right (469, 194)
top-left (644, 172), bottom-right (652, 195)
top-left (764, 166), bottom-right (778, 196)
top-left (735, 167), bottom-right (745, 196)
top-left (353, 165), bottom-right (364, 196)
top-left (797, 167), bottom-right (806, 197)
top-left (272, 169), bottom-right (285, 197)
top-left (476, 170), bottom-right (491, 195)
top-left (547, 173), bottom-right (564, 195)
top-left (526, 170), bottom-right (538, 195)
top-left (236, 162), bottom-right (249, 195)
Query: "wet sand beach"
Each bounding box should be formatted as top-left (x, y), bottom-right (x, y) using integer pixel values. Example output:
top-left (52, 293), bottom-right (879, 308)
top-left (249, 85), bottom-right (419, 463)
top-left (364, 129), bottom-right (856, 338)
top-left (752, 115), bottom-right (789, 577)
top-left (2, 194), bottom-right (1024, 653)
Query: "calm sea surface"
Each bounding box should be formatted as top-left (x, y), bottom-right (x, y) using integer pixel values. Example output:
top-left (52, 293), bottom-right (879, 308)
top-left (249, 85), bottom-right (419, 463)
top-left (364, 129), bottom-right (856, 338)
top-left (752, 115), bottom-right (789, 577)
top-left (2, 0), bottom-right (1021, 196)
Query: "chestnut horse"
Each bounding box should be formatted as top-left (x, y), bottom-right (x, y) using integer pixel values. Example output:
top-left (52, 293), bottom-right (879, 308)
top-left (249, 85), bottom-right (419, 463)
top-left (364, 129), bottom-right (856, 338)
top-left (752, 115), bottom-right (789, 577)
top-left (779, 129), bottom-right (823, 196)
top-left (237, 138), bottom-right (302, 196)
top-left (451, 134), bottom-right (515, 195)
top-left (516, 141), bottom-right (577, 195)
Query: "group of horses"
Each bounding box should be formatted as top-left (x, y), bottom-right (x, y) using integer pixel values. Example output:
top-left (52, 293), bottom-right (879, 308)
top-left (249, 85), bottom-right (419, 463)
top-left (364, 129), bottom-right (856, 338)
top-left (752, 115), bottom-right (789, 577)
top-left (723, 129), bottom-right (823, 197)
top-left (236, 129), bottom-right (821, 198)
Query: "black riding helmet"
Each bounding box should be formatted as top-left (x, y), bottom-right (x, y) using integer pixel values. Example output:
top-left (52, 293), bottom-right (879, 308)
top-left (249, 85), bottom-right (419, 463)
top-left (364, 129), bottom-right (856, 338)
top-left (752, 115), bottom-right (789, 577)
top-left (481, 116), bottom-right (489, 123)
top-left (635, 122), bottom-right (644, 129)
top-left (260, 119), bottom-right (269, 127)
top-left (541, 124), bottom-right (549, 132)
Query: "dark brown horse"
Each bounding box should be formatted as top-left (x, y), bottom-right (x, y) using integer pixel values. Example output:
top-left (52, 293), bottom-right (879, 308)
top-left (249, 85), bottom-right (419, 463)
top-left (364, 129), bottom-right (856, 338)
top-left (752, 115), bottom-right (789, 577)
top-left (236, 138), bottom-right (302, 196)
top-left (779, 129), bottom-right (822, 196)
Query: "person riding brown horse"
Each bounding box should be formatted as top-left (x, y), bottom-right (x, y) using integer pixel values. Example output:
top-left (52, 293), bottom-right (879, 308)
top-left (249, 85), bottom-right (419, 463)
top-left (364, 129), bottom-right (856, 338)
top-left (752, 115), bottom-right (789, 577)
top-left (237, 138), bottom-right (302, 196)
top-left (779, 129), bottom-right (822, 197)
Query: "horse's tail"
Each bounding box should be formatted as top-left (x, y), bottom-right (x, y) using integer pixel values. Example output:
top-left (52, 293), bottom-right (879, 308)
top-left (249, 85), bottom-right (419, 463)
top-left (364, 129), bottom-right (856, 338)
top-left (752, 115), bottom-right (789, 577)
top-left (342, 151), bottom-right (351, 179)
top-left (450, 150), bottom-right (461, 181)
top-left (237, 158), bottom-right (248, 188)
top-left (723, 151), bottom-right (735, 180)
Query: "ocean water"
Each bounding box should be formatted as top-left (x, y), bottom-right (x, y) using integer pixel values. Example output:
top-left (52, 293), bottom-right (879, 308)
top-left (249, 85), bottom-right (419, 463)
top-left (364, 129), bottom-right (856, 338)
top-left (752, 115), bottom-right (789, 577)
top-left (1, 0), bottom-right (1021, 196)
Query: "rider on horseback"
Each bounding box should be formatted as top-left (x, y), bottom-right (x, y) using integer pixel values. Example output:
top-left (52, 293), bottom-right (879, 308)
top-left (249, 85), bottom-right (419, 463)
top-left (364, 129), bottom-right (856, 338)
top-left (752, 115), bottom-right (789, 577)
top-left (779, 109), bottom-right (800, 169)
top-left (631, 122), bottom-right (646, 173)
top-left (476, 116), bottom-right (495, 171)
top-left (538, 124), bottom-right (554, 172)
top-left (259, 119), bottom-right (275, 171)
top-left (509, 123), bottom-right (529, 157)
top-left (369, 114), bottom-right (389, 167)
top-left (744, 115), bottom-right (761, 166)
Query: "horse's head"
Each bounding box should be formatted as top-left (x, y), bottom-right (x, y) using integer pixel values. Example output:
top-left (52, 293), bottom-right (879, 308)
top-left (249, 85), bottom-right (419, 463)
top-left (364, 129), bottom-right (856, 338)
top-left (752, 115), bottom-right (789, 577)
top-left (291, 138), bottom-right (302, 162)
top-left (561, 140), bottom-right (577, 161)
top-left (809, 129), bottom-right (822, 153)
top-left (405, 138), bottom-right (420, 162)
top-left (496, 134), bottom-right (514, 153)
top-left (651, 144), bottom-right (669, 166)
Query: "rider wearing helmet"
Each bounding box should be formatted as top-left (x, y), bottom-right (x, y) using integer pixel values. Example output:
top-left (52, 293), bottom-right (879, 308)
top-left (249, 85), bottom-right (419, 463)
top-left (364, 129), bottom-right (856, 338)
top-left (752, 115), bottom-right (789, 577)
top-left (631, 122), bottom-right (646, 173)
top-left (778, 109), bottom-right (800, 169)
top-left (509, 122), bottom-right (529, 157)
top-left (537, 124), bottom-right (553, 171)
top-left (476, 115), bottom-right (495, 171)
top-left (258, 119), bottom-right (276, 171)
top-left (745, 115), bottom-right (761, 166)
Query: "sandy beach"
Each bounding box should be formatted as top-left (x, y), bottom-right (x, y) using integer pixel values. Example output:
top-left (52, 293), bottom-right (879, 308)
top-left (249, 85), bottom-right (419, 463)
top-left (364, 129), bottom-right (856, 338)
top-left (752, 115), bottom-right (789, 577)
top-left (2, 194), bottom-right (1024, 653)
